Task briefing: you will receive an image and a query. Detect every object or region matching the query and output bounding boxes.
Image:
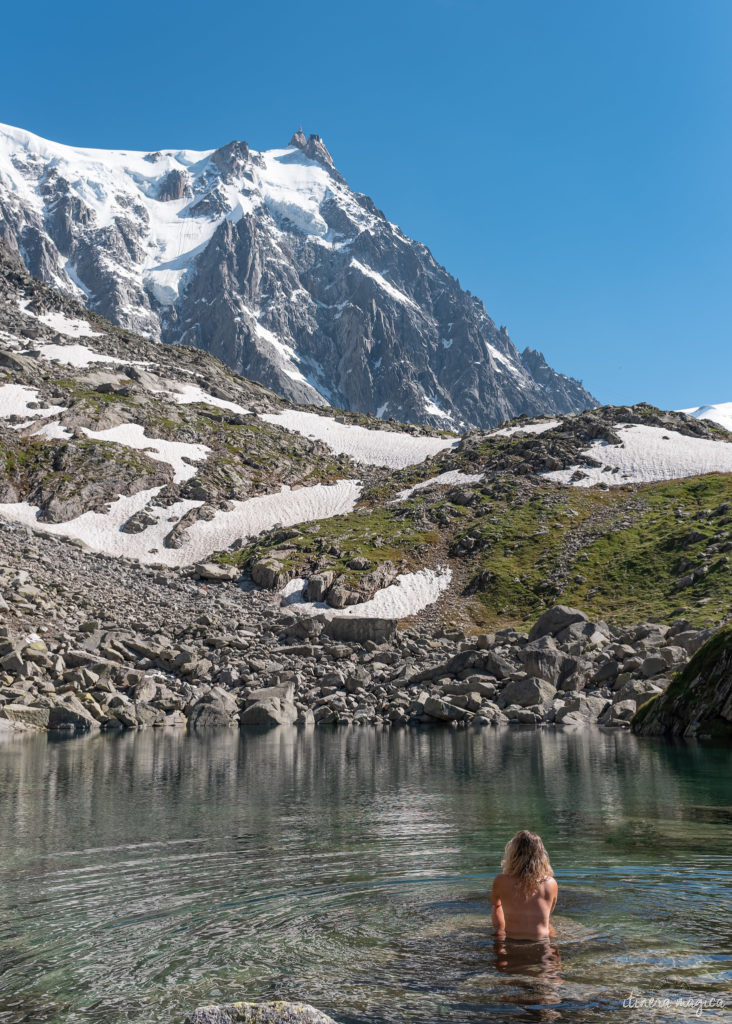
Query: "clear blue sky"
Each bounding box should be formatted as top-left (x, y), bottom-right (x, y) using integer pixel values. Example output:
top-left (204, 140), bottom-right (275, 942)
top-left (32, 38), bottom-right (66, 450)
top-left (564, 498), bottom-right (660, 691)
top-left (3, 0), bottom-right (730, 408)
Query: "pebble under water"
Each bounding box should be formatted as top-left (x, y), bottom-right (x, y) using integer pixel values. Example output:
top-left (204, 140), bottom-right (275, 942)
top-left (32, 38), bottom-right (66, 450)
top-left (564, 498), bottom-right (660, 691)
top-left (0, 726), bottom-right (730, 1024)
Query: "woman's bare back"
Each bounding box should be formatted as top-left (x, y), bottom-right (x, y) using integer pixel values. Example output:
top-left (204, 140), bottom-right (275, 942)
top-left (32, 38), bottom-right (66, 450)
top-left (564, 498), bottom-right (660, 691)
top-left (491, 872), bottom-right (558, 940)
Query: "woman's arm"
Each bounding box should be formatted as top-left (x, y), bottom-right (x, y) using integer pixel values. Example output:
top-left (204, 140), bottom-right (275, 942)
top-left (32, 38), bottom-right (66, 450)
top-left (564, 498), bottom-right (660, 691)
top-left (490, 876), bottom-right (506, 935)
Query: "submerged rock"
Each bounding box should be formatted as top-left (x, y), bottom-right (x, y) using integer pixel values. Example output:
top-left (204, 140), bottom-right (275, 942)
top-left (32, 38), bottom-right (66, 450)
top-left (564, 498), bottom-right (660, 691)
top-left (185, 1001), bottom-right (340, 1024)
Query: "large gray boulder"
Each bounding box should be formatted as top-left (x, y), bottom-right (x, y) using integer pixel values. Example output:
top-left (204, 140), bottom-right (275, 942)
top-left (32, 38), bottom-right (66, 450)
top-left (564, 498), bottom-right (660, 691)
top-left (48, 694), bottom-right (100, 732)
top-left (240, 697), bottom-right (297, 728)
top-left (555, 694), bottom-right (609, 723)
top-left (250, 555), bottom-right (294, 590)
top-left (188, 690), bottom-right (239, 728)
top-left (304, 571), bottom-right (335, 602)
top-left (528, 605), bottom-right (589, 641)
top-left (498, 676), bottom-right (556, 708)
top-left (323, 616), bottom-right (397, 644)
top-left (194, 562), bottom-right (239, 582)
top-left (185, 1001), bottom-right (340, 1024)
top-left (423, 695), bottom-right (466, 721)
top-left (0, 704), bottom-right (50, 728)
top-left (639, 654), bottom-right (668, 678)
top-left (240, 683), bottom-right (297, 728)
top-left (518, 638), bottom-right (577, 687)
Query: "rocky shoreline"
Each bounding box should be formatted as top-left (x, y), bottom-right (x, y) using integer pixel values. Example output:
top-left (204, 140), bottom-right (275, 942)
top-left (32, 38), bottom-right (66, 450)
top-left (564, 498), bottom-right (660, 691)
top-left (0, 519), bottom-right (715, 738)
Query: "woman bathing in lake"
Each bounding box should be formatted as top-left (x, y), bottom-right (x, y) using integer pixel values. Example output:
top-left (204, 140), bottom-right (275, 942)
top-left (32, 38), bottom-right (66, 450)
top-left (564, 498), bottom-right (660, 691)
top-left (491, 830), bottom-right (558, 941)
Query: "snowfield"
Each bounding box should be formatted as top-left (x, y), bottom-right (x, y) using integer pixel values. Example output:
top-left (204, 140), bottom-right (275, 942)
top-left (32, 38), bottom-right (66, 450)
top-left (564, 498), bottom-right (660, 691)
top-left (31, 421), bottom-right (73, 441)
top-left (681, 402), bottom-right (732, 433)
top-left (0, 384), bottom-right (65, 422)
top-left (28, 342), bottom-right (122, 367)
top-left (542, 424), bottom-right (732, 487)
top-left (394, 470), bottom-right (485, 502)
top-left (80, 423), bottom-right (210, 483)
top-left (169, 384), bottom-right (252, 416)
top-left (491, 418), bottom-right (561, 437)
top-left (26, 342), bottom-right (153, 369)
top-left (280, 566), bottom-right (452, 619)
top-left (18, 302), bottom-right (102, 338)
top-left (260, 410), bottom-right (457, 468)
top-left (0, 480), bottom-right (362, 567)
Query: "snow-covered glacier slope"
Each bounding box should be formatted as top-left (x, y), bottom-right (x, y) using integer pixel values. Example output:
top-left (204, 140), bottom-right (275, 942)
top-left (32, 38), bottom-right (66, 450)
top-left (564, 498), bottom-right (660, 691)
top-left (0, 122), bottom-right (595, 430)
top-left (681, 402), bottom-right (732, 433)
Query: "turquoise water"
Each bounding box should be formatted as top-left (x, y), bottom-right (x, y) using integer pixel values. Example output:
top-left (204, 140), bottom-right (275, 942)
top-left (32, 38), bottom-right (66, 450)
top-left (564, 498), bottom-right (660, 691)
top-left (0, 727), bottom-right (730, 1023)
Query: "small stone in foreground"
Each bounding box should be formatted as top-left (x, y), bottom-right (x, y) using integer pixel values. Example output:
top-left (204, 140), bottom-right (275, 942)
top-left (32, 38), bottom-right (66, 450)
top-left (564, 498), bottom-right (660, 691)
top-left (185, 1001), bottom-right (340, 1024)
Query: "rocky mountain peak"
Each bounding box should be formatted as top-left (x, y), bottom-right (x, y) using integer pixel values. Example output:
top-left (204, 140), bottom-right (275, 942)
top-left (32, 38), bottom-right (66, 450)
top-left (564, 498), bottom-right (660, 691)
top-left (288, 128), bottom-right (308, 148)
top-left (0, 120), bottom-right (598, 429)
top-left (210, 139), bottom-right (252, 177)
top-left (157, 168), bottom-right (191, 202)
top-left (288, 128), bottom-right (343, 182)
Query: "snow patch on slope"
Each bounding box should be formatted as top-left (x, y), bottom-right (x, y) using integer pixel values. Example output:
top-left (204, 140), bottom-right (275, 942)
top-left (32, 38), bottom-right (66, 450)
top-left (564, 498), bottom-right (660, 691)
top-left (80, 423), bottom-right (210, 483)
top-left (0, 480), bottom-right (361, 567)
top-left (169, 384), bottom-right (252, 416)
top-left (542, 424), bottom-right (732, 487)
top-left (29, 342), bottom-right (119, 367)
top-left (0, 384), bottom-right (65, 422)
top-left (260, 409), bottom-right (457, 468)
top-left (350, 260), bottom-right (420, 311)
top-left (250, 318), bottom-right (323, 396)
top-left (423, 396), bottom-right (454, 423)
top-left (257, 149), bottom-right (332, 237)
top-left (491, 418), bottom-right (561, 438)
top-left (31, 421), bottom-right (73, 441)
top-left (281, 567), bottom-right (451, 619)
top-left (394, 470), bottom-right (485, 502)
top-left (18, 303), bottom-right (102, 338)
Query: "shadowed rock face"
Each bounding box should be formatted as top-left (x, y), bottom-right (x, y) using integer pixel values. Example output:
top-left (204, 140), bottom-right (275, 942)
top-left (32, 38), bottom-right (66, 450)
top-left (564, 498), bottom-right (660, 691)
top-left (0, 123), bottom-right (596, 430)
top-left (632, 624), bottom-right (732, 738)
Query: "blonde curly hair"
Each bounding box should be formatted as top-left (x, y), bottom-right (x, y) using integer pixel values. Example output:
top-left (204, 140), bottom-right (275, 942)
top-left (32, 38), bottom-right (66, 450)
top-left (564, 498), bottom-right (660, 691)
top-left (501, 830), bottom-right (554, 899)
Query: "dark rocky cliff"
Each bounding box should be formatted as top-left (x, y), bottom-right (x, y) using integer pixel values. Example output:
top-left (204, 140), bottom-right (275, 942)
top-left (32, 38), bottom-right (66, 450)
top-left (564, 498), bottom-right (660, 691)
top-left (632, 624), bottom-right (732, 738)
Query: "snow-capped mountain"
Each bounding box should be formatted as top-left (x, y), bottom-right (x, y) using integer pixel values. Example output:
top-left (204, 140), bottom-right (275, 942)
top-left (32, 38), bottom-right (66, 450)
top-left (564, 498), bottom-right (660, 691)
top-left (0, 123), bottom-right (596, 429)
top-left (681, 403), bottom-right (732, 433)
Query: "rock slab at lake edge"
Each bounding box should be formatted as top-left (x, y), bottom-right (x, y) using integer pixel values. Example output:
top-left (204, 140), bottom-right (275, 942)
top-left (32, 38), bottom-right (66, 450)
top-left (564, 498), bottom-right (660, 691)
top-left (185, 1002), bottom-right (340, 1024)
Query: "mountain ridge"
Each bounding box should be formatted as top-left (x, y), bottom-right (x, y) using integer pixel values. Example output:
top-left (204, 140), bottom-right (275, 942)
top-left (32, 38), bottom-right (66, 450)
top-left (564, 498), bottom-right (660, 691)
top-left (0, 246), bottom-right (730, 739)
top-left (0, 121), bottom-right (596, 430)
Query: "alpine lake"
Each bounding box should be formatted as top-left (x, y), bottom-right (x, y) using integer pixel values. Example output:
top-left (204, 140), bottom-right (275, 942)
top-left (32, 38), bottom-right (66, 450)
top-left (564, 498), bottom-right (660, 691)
top-left (0, 726), bottom-right (730, 1024)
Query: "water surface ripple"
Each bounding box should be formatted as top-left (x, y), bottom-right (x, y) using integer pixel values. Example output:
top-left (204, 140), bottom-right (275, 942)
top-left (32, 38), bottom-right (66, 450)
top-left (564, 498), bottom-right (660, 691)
top-left (0, 727), bottom-right (730, 1023)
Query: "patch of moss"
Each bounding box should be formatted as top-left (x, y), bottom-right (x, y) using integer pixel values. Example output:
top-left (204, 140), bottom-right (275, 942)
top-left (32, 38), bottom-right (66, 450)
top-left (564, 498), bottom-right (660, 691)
top-left (216, 505), bottom-right (440, 588)
top-left (560, 475), bottom-right (732, 625)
